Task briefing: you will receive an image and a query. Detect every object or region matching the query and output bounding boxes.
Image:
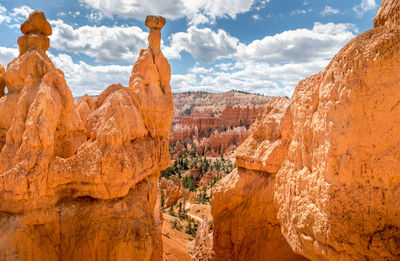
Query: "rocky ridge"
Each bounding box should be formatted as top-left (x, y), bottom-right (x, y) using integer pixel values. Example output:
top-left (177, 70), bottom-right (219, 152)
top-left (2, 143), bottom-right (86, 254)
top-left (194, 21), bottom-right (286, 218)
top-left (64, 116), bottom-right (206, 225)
top-left (0, 11), bottom-right (172, 260)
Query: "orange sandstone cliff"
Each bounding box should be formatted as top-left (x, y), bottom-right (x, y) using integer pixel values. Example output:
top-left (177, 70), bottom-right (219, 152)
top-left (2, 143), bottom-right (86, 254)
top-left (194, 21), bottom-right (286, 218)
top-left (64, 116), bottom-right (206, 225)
top-left (275, 1), bottom-right (400, 259)
top-left (0, 12), bottom-right (172, 260)
top-left (212, 0), bottom-right (400, 260)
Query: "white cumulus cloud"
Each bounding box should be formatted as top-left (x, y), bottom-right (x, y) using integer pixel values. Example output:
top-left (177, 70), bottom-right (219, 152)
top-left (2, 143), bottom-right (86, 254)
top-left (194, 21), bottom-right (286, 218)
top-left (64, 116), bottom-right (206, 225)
top-left (46, 20), bottom-right (356, 96)
top-left (172, 59), bottom-right (328, 96)
top-left (50, 19), bottom-right (147, 63)
top-left (321, 5), bottom-right (340, 16)
top-left (79, 0), bottom-right (261, 25)
top-left (236, 22), bottom-right (356, 63)
top-left (0, 47), bottom-right (18, 66)
top-left (353, 0), bottom-right (377, 16)
top-left (49, 52), bottom-right (131, 96)
top-left (0, 4), bottom-right (33, 27)
top-left (164, 26), bottom-right (239, 62)
top-left (165, 22), bottom-right (356, 64)
top-left (10, 5), bottom-right (34, 22)
top-left (168, 22), bottom-right (357, 96)
top-left (0, 4), bottom-right (10, 25)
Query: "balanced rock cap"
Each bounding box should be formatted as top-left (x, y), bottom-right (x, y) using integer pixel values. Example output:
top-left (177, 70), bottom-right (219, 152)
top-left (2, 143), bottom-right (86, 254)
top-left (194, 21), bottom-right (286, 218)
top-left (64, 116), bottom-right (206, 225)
top-left (145, 15), bottom-right (166, 30)
top-left (20, 11), bottom-right (52, 36)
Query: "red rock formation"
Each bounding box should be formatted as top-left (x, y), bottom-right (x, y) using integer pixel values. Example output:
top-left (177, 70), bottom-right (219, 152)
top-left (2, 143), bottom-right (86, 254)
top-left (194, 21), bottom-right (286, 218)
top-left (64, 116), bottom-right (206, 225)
top-left (173, 90), bottom-right (270, 118)
top-left (160, 177), bottom-right (192, 207)
top-left (174, 105), bottom-right (260, 135)
top-left (0, 12), bottom-right (172, 260)
top-left (235, 98), bottom-right (292, 173)
top-left (192, 215), bottom-right (214, 260)
top-left (170, 105), bottom-right (263, 156)
top-left (75, 94), bottom-right (97, 123)
top-left (196, 127), bottom-right (250, 157)
top-left (198, 170), bottom-right (220, 187)
top-left (374, 0), bottom-right (400, 27)
top-left (171, 125), bottom-right (198, 144)
top-left (18, 11), bottom-right (51, 54)
top-left (212, 99), bottom-right (306, 261)
top-left (170, 140), bottom-right (187, 159)
top-left (213, 1), bottom-right (400, 260)
top-left (275, 1), bottom-right (400, 259)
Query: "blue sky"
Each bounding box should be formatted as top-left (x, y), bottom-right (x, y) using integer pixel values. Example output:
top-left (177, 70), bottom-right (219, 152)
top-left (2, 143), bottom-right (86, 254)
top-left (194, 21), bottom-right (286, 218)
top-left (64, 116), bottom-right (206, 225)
top-left (0, 0), bottom-right (378, 96)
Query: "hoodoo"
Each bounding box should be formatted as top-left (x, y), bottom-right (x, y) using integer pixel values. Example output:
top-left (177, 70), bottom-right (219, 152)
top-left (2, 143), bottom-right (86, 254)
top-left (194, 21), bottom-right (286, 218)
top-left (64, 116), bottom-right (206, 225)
top-left (0, 11), bottom-right (172, 261)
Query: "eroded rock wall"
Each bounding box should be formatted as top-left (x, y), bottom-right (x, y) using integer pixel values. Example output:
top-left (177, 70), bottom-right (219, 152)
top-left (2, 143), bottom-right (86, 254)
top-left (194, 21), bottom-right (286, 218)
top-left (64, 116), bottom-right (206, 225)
top-left (0, 12), bottom-right (172, 261)
top-left (212, 1), bottom-right (400, 260)
top-left (212, 98), bottom-right (306, 261)
top-left (275, 1), bottom-right (400, 259)
top-left (212, 167), bottom-right (306, 261)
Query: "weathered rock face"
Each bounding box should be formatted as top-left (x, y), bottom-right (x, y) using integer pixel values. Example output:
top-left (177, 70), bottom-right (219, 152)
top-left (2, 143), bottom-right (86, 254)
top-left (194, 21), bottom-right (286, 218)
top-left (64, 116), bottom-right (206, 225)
top-left (75, 94), bottom-right (97, 123)
top-left (212, 98), bottom-right (306, 261)
top-left (198, 170), bottom-right (220, 187)
top-left (0, 12), bottom-right (172, 261)
top-left (170, 91), bottom-right (269, 158)
top-left (235, 98), bottom-right (292, 173)
top-left (374, 0), bottom-right (400, 28)
top-left (213, 2), bottom-right (400, 260)
top-left (274, 1), bottom-right (400, 259)
top-left (173, 105), bottom-right (261, 138)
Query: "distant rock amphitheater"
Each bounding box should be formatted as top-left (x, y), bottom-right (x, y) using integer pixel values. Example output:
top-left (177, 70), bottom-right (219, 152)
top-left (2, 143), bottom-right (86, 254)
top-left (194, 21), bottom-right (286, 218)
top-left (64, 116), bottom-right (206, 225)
top-left (171, 91), bottom-right (270, 157)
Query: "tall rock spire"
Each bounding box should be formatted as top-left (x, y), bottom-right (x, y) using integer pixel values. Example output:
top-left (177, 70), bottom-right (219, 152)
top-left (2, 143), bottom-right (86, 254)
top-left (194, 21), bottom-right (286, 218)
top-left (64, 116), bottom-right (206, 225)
top-left (145, 15), bottom-right (166, 54)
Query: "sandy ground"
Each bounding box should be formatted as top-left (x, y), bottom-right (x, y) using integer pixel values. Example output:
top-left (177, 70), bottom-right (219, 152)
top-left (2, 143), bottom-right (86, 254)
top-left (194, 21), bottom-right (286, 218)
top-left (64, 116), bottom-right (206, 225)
top-left (162, 213), bottom-right (192, 261)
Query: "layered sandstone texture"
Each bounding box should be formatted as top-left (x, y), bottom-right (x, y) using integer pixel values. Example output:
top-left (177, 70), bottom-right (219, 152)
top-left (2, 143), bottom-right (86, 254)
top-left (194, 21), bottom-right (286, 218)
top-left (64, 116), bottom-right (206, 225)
top-left (0, 12), bottom-right (172, 261)
top-left (212, 98), bottom-right (306, 261)
top-left (274, 1), bottom-right (400, 259)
